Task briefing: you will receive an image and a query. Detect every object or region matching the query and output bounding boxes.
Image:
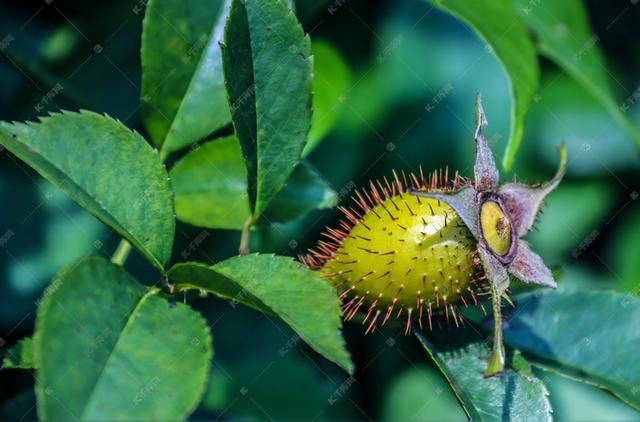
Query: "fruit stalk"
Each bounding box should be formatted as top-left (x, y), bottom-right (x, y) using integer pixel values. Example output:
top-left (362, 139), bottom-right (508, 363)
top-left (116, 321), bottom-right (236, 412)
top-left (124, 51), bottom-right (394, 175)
top-left (111, 239), bottom-right (132, 266)
top-left (485, 282), bottom-right (505, 376)
top-left (239, 217), bottom-right (253, 255)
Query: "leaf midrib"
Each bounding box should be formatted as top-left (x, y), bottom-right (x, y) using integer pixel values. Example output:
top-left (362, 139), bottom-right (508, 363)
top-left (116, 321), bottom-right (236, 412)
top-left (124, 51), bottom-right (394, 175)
top-left (79, 288), bottom-right (158, 420)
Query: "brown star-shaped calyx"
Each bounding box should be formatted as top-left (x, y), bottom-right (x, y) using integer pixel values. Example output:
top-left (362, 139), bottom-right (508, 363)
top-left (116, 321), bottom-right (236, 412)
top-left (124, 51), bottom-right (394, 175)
top-left (410, 94), bottom-right (566, 376)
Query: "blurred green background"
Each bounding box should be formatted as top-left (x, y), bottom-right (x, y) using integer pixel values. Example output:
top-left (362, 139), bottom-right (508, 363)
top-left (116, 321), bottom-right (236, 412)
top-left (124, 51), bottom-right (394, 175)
top-left (1, 0), bottom-right (639, 420)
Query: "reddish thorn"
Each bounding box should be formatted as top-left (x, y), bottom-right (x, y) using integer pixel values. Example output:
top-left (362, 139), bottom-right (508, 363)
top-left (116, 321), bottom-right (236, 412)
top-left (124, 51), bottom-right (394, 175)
top-left (376, 180), bottom-right (390, 200)
top-left (392, 170), bottom-right (403, 193)
top-left (468, 288), bottom-right (478, 305)
top-left (339, 286), bottom-right (354, 300)
top-left (405, 308), bottom-right (413, 335)
top-left (460, 293), bottom-right (468, 307)
top-left (365, 310), bottom-right (380, 334)
top-left (451, 305), bottom-right (459, 328)
top-left (382, 299), bottom-right (397, 326)
top-left (384, 176), bottom-right (395, 196)
top-left (347, 296), bottom-right (366, 320)
top-left (363, 299), bottom-right (379, 324)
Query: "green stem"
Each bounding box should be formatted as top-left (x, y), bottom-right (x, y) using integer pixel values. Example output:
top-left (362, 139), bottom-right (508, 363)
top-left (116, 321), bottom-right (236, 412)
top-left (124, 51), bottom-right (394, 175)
top-left (239, 217), bottom-right (253, 255)
top-left (111, 239), bottom-right (132, 266)
top-left (485, 282), bottom-right (506, 377)
top-left (159, 146), bottom-right (169, 163)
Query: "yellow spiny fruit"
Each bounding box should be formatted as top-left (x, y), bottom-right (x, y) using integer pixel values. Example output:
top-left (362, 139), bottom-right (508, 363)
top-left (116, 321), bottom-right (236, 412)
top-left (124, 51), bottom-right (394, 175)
top-left (301, 170), bottom-right (486, 334)
top-left (305, 94), bottom-right (566, 375)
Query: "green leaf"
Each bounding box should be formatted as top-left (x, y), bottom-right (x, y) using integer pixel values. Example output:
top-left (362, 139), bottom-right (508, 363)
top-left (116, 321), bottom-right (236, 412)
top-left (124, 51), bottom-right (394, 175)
top-left (168, 254), bottom-right (353, 373)
top-left (416, 332), bottom-right (552, 421)
top-left (33, 257), bottom-right (212, 421)
top-left (2, 337), bottom-right (34, 370)
top-left (170, 136), bottom-right (249, 230)
top-left (222, 0), bottom-right (313, 218)
top-left (303, 40), bottom-right (352, 156)
top-left (502, 289), bottom-right (640, 411)
top-left (609, 213), bottom-right (640, 294)
top-left (425, 0), bottom-right (539, 170)
top-left (0, 111), bottom-right (175, 269)
top-left (170, 136), bottom-right (336, 229)
top-left (513, 0), bottom-right (640, 148)
top-left (141, 0), bottom-right (232, 155)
